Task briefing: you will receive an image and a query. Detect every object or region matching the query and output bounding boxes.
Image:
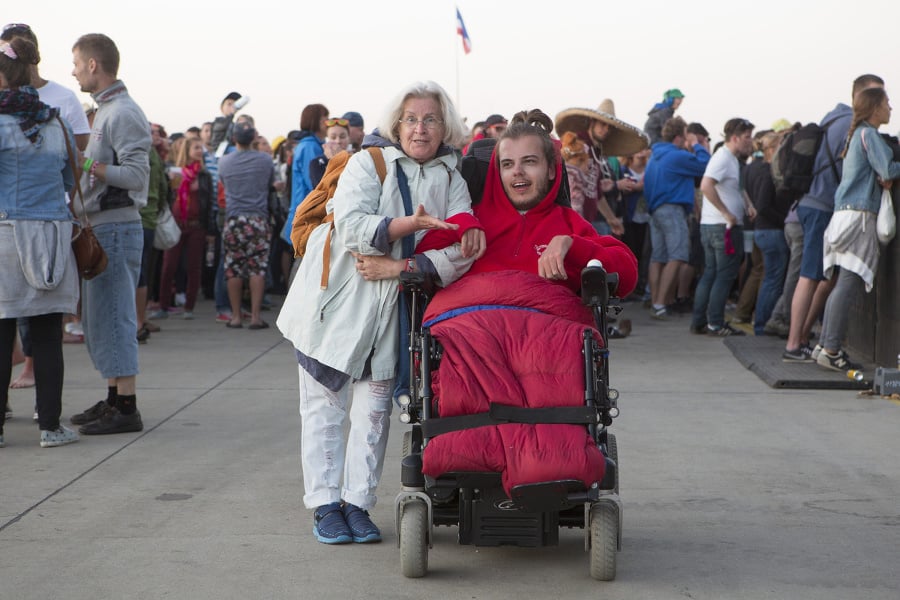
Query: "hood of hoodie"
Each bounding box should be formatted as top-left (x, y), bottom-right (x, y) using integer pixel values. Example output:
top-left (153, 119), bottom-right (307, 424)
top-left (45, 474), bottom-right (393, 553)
top-left (648, 98), bottom-right (674, 116)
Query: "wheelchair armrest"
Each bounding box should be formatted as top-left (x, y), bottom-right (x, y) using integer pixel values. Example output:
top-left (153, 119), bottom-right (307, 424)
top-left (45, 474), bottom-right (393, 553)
top-left (581, 261), bottom-right (619, 308)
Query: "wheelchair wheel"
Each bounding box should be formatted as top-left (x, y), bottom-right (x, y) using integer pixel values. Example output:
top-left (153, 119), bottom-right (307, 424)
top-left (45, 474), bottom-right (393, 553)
top-left (399, 499), bottom-right (429, 578)
top-left (589, 501), bottom-right (618, 581)
top-left (607, 433), bottom-right (619, 493)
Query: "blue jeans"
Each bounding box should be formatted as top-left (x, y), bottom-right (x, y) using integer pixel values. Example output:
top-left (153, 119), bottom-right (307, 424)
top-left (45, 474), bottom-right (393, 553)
top-left (82, 221), bottom-right (142, 379)
top-left (753, 229), bottom-right (789, 335)
top-left (692, 224), bottom-right (744, 329)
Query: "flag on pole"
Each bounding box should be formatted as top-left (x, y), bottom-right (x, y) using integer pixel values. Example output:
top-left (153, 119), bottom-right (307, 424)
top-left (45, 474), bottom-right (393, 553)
top-left (456, 8), bottom-right (472, 54)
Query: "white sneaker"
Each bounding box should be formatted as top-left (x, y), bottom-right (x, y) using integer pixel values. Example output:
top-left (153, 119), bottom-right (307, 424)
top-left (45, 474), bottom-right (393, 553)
top-left (40, 425), bottom-right (80, 448)
top-left (810, 344), bottom-right (823, 361)
top-left (183, 311), bottom-right (194, 320)
top-left (175, 292), bottom-right (186, 307)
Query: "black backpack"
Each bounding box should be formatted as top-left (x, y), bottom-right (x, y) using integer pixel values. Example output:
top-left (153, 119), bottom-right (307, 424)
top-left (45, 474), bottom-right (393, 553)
top-left (770, 117), bottom-right (840, 200)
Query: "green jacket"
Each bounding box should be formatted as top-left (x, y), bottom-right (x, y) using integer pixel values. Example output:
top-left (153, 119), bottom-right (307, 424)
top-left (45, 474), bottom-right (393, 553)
top-left (140, 147), bottom-right (168, 229)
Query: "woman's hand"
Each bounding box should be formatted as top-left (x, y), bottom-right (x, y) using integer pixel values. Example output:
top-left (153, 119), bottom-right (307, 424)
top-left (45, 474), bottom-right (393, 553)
top-left (537, 235), bottom-right (573, 281)
top-left (461, 228), bottom-right (486, 259)
top-left (411, 204), bottom-right (459, 232)
top-left (352, 252), bottom-right (403, 281)
top-left (323, 140), bottom-right (344, 159)
top-left (878, 177), bottom-right (894, 190)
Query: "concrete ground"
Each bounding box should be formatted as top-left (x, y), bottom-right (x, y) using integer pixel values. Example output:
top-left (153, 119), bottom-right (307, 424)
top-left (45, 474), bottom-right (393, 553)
top-left (2, 297), bottom-right (899, 599)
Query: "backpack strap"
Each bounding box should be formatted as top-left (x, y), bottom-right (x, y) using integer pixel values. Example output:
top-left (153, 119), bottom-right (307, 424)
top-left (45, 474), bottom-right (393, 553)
top-left (320, 148), bottom-right (387, 288)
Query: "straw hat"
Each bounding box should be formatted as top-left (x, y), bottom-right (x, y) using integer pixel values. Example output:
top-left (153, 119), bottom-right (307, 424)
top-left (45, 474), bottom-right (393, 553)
top-left (555, 99), bottom-right (649, 156)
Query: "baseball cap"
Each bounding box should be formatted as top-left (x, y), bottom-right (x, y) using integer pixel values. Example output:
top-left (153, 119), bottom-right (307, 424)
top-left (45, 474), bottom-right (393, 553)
top-left (341, 111), bottom-right (364, 128)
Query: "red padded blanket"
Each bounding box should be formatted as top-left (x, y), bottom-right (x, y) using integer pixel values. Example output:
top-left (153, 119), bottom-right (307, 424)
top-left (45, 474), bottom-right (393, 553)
top-left (420, 270), bottom-right (606, 495)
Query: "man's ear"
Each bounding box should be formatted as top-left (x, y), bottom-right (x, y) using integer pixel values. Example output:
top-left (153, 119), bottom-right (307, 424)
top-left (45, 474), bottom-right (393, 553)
top-left (548, 165), bottom-right (556, 181)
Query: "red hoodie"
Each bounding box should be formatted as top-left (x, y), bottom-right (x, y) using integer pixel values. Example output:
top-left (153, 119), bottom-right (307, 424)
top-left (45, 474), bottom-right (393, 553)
top-left (421, 145), bottom-right (637, 296)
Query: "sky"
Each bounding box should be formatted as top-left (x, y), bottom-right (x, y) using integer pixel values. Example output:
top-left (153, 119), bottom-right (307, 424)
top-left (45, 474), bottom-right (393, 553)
top-left (9, 0), bottom-right (900, 147)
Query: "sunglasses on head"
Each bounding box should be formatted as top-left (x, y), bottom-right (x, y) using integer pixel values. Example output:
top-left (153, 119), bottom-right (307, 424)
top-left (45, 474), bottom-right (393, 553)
top-left (325, 118), bottom-right (349, 127)
top-left (2, 23), bottom-right (31, 34)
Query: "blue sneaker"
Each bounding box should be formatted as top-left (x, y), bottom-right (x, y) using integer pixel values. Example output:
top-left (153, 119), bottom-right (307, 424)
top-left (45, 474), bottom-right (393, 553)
top-left (342, 503), bottom-right (382, 543)
top-left (313, 502), bottom-right (352, 544)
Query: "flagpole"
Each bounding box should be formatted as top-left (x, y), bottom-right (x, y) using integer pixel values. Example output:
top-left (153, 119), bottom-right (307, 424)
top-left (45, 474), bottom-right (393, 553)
top-left (455, 31), bottom-right (461, 112)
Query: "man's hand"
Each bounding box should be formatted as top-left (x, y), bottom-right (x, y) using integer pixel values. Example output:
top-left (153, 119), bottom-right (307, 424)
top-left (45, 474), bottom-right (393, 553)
top-left (599, 178), bottom-right (615, 193)
top-left (537, 235), bottom-right (573, 280)
top-left (460, 228), bottom-right (486, 259)
top-left (352, 252), bottom-right (403, 281)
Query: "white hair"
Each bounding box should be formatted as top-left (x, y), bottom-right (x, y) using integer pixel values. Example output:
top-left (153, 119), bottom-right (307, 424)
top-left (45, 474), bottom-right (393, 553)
top-left (378, 80), bottom-right (468, 149)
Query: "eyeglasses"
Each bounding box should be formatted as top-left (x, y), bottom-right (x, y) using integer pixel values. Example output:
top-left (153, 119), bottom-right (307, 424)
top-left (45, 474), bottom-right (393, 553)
top-left (2, 23), bottom-right (30, 33)
top-left (325, 118), bottom-right (349, 127)
top-left (398, 116), bottom-right (444, 130)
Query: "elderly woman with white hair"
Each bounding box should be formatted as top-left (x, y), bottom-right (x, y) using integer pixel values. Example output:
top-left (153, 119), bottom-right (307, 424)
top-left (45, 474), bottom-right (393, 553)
top-left (277, 81), bottom-right (485, 545)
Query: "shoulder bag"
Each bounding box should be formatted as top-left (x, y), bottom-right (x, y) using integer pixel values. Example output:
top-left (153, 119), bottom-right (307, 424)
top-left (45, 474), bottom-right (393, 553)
top-left (861, 128), bottom-right (897, 245)
top-left (153, 202), bottom-right (181, 250)
top-left (58, 116), bottom-right (108, 279)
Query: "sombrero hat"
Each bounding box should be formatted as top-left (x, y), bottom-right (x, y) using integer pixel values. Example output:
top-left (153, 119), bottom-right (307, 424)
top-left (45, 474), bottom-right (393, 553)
top-left (555, 99), bottom-right (649, 156)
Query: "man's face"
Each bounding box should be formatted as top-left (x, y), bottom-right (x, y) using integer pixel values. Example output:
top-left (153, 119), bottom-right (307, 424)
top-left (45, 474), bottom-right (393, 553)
top-left (200, 123), bottom-right (212, 145)
top-left (348, 125), bottom-right (365, 146)
top-left (71, 48), bottom-right (96, 94)
top-left (589, 120), bottom-right (610, 146)
top-left (731, 130), bottom-right (754, 158)
top-left (497, 135), bottom-right (555, 212)
top-left (485, 123), bottom-right (506, 138)
top-left (221, 99), bottom-right (236, 117)
top-left (672, 97), bottom-right (683, 110)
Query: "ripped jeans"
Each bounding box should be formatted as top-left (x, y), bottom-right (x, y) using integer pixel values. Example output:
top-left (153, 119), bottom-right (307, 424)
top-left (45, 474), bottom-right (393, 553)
top-left (298, 366), bottom-right (394, 510)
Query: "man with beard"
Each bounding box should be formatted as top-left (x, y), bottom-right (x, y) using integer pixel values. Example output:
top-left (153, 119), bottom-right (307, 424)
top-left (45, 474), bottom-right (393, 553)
top-left (69, 33), bottom-right (151, 434)
top-left (690, 118), bottom-right (756, 337)
top-left (555, 100), bottom-right (649, 237)
top-left (447, 109), bottom-right (638, 295)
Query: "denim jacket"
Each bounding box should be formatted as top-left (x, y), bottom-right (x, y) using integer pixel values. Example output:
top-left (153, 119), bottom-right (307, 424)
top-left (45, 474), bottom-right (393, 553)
top-left (0, 114), bottom-right (74, 221)
top-left (834, 123), bottom-right (900, 213)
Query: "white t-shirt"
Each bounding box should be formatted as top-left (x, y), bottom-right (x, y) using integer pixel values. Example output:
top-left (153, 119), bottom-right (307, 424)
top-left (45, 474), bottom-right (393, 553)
top-left (37, 80), bottom-right (90, 135)
top-left (700, 146), bottom-right (745, 225)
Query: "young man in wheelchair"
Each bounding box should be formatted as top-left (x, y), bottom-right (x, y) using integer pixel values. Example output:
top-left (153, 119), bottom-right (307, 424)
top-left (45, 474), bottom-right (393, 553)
top-left (405, 109), bottom-right (638, 507)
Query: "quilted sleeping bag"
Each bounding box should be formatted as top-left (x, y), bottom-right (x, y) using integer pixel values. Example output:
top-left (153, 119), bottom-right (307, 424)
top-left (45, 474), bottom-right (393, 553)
top-left (420, 269), bottom-right (607, 496)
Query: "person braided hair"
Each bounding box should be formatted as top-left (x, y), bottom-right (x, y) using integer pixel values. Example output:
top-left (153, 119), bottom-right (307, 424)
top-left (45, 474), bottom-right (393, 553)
top-left (499, 109), bottom-right (557, 166)
top-left (842, 87), bottom-right (887, 158)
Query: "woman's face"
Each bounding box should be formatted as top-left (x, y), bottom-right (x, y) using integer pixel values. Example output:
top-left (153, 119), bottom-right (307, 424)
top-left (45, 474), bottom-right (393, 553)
top-left (875, 96), bottom-right (892, 126)
top-left (398, 96), bottom-right (445, 163)
top-left (189, 140), bottom-right (204, 162)
top-left (326, 126), bottom-right (350, 149)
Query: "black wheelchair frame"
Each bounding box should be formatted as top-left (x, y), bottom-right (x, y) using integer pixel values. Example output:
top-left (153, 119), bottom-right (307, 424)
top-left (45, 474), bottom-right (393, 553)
top-left (394, 263), bottom-right (624, 580)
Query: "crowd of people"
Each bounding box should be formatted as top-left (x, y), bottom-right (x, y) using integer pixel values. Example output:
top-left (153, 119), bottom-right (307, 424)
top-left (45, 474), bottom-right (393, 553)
top-left (2, 23), bottom-right (896, 546)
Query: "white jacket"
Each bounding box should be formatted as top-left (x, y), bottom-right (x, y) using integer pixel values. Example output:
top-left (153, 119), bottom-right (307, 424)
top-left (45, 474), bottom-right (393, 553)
top-left (276, 145), bottom-right (475, 381)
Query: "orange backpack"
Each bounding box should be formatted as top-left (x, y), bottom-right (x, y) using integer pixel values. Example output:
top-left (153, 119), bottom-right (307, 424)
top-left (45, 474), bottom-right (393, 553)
top-left (289, 147), bottom-right (387, 288)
